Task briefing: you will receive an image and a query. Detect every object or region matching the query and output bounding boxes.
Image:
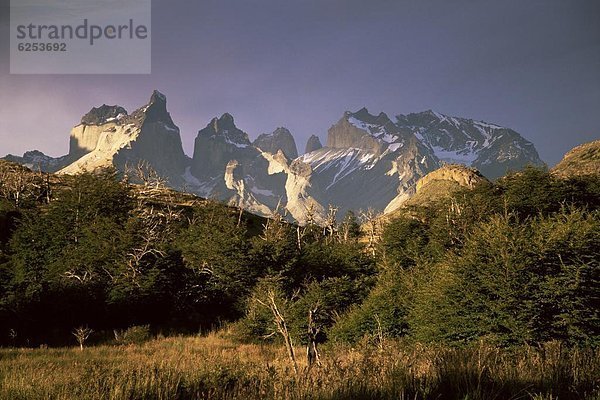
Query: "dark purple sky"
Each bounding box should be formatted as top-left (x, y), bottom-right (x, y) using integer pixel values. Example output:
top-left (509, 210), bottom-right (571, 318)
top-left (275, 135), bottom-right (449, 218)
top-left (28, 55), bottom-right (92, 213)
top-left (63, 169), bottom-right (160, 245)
top-left (1, 0), bottom-right (599, 165)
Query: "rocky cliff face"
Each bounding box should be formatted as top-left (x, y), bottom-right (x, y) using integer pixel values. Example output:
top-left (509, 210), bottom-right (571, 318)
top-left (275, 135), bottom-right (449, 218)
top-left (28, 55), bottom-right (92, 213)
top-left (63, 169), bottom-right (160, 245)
top-left (414, 163), bottom-right (487, 193)
top-left (69, 105), bottom-right (129, 160)
top-left (4, 95), bottom-right (546, 223)
top-left (2, 105), bottom-right (131, 173)
top-left (386, 164), bottom-right (490, 219)
top-left (327, 108), bottom-right (400, 154)
top-left (395, 110), bottom-right (543, 178)
top-left (305, 135), bottom-right (323, 153)
top-left (253, 127), bottom-right (298, 159)
top-left (190, 113), bottom-right (254, 180)
top-left (3, 150), bottom-right (71, 173)
top-left (118, 93), bottom-right (188, 181)
top-left (185, 114), bottom-right (291, 216)
top-left (59, 91), bottom-right (188, 185)
top-left (302, 108), bottom-right (438, 217)
top-left (551, 139), bottom-right (600, 178)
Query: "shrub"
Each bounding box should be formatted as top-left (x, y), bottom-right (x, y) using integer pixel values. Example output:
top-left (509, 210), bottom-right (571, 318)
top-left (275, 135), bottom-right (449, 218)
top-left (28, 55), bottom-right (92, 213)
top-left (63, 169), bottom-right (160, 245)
top-left (115, 325), bottom-right (152, 345)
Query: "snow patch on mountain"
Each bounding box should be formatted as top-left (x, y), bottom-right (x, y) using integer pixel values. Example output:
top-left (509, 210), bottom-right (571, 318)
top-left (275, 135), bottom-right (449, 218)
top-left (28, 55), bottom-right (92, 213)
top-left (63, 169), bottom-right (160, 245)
top-left (5, 95), bottom-right (545, 224)
top-left (348, 116), bottom-right (398, 144)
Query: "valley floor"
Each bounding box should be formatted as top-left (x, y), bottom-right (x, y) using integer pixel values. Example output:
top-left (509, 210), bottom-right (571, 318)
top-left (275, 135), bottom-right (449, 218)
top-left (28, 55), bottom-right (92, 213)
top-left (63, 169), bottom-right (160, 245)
top-left (0, 334), bottom-right (598, 400)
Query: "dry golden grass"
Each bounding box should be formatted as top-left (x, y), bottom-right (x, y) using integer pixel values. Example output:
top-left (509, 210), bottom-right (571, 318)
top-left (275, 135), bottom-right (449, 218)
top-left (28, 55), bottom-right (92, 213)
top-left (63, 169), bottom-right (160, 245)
top-left (0, 334), bottom-right (598, 400)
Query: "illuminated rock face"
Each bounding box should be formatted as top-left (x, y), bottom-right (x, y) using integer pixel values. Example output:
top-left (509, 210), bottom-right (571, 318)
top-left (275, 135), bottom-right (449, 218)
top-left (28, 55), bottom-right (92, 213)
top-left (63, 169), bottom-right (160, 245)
top-left (59, 91), bottom-right (188, 186)
top-left (552, 140), bottom-right (600, 178)
top-left (4, 95), bottom-right (545, 223)
top-left (415, 164), bottom-right (487, 194)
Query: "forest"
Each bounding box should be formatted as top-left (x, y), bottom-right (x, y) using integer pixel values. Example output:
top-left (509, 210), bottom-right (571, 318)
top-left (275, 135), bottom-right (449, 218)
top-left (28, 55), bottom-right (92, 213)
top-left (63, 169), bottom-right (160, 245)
top-left (0, 161), bottom-right (598, 399)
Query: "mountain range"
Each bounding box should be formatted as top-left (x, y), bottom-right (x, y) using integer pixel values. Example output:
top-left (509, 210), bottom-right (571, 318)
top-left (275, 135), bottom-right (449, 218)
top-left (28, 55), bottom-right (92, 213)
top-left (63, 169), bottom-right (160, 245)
top-left (3, 90), bottom-right (544, 222)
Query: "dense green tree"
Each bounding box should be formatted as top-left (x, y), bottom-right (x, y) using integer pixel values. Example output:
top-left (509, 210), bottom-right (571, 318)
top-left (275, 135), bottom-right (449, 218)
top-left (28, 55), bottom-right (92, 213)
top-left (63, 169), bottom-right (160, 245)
top-left (333, 171), bottom-right (600, 346)
top-left (2, 172), bottom-right (133, 343)
top-left (237, 233), bottom-right (376, 343)
top-left (524, 208), bottom-right (600, 344)
top-left (408, 209), bottom-right (600, 346)
top-left (248, 214), bottom-right (299, 287)
top-left (380, 216), bottom-right (431, 269)
top-left (176, 203), bottom-right (253, 321)
top-left (329, 270), bottom-right (412, 343)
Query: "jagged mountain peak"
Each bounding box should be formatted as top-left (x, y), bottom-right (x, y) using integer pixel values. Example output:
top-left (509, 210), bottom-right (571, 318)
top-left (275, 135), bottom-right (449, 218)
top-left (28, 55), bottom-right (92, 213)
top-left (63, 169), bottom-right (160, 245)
top-left (4, 92), bottom-right (548, 224)
top-left (347, 107), bottom-right (370, 118)
top-left (397, 109), bottom-right (505, 131)
top-left (125, 90), bottom-right (176, 127)
top-left (150, 89), bottom-right (167, 103)
top-left (199, 112), bottom-right (250, 147)
top-left (347, 107), bottom-right (394, 126)
top-left (216, 112), bottom-right (235, 127)
top-left (80, 104), bottom-right (128, 125)
top-left (274, 126), bottom-right (291, 134)
top-left (329, 108), bottom-right (402, 153)
top-left (190, 112), bottom-right (255, 181)
top-left (394, 109), bottom-right (543, 178)
top-left (253, 127), bottom-right (298, 159)
top-left (259, 126), bottom-right (293, 139)
top-left (305, 135), bottom-right (323, 153)
top-left (206, 113), bottom-right (241, 135)
top-left (3, 150), bottom-right (70, 173)
top-left (424, 109), bottom-right (444, 118)
top-left (58, 90), bottom-right (187, 179)
top-left (396, 109), bottom-right (451, 125)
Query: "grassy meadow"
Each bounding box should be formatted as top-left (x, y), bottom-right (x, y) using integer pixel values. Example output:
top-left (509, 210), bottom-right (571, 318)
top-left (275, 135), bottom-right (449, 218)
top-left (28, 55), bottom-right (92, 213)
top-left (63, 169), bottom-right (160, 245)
top-left (1, 334), bottom-right (599, 400)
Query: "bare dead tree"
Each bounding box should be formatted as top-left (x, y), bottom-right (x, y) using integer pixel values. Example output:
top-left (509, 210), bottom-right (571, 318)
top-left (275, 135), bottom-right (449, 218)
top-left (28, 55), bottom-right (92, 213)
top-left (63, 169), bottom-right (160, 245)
top-left (124, 160), bottom-right (169, 197)
top-left (360, 208), bottom-right (383, 256)
top-left (337, 211), bottom-right (357, 243)
top-left (237, 204), bottom-right (244, 227)
top-left (73, 189), bottom-right (82, 244)
top-left (445, 196), bottom-right (467, 246)
top-left (63, 270), bottom-right (92, 283)
top-left (113, 329), bottom-right (122, 343)
top-left (261, 199), bottom-right (288, 243)
top-left (120, 162), bottom-right (182, 283)
top-left (374, 314), bottom-right (385, 352)
top-left (72, 326), bottom-right (93, 351)
top-left (125, 203), bottom-right (182, 283)
top-left (323, 205), bottom-right (338, 244)
top-left (254, 289), bottom-right (298, 375)
top-left (304, 202), bottom-right (316, 226)
top-left (33, 165), bottom-right (53, 204)
top-left (306, 305), bottom-right (323, 368)
top-left (0, 163), bottom-right (46, 208)
top-left (8, 328), bottom-right (17, 346)
top-left (43, 170), bottom-right (52, 204)
top-left (296, 202), bottom-right (319, 250)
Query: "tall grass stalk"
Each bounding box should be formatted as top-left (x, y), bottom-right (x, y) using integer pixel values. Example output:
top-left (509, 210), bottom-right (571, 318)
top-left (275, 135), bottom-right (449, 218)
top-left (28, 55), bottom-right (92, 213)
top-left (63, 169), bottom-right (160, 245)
top-left (0, 335), bottom-right (598, 400)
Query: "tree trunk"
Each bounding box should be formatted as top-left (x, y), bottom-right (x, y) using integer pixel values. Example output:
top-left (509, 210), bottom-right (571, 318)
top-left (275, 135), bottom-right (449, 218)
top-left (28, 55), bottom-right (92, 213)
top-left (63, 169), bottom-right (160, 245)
top-left (268, 292), bottom-right (298, 375)
top-left (306, 309), bottom-right (321, 368)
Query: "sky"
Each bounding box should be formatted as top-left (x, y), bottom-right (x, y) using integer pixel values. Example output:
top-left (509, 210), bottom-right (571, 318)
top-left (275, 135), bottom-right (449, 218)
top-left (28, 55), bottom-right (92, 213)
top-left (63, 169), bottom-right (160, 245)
top-left (0, 0), bottom-right (599, 166)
